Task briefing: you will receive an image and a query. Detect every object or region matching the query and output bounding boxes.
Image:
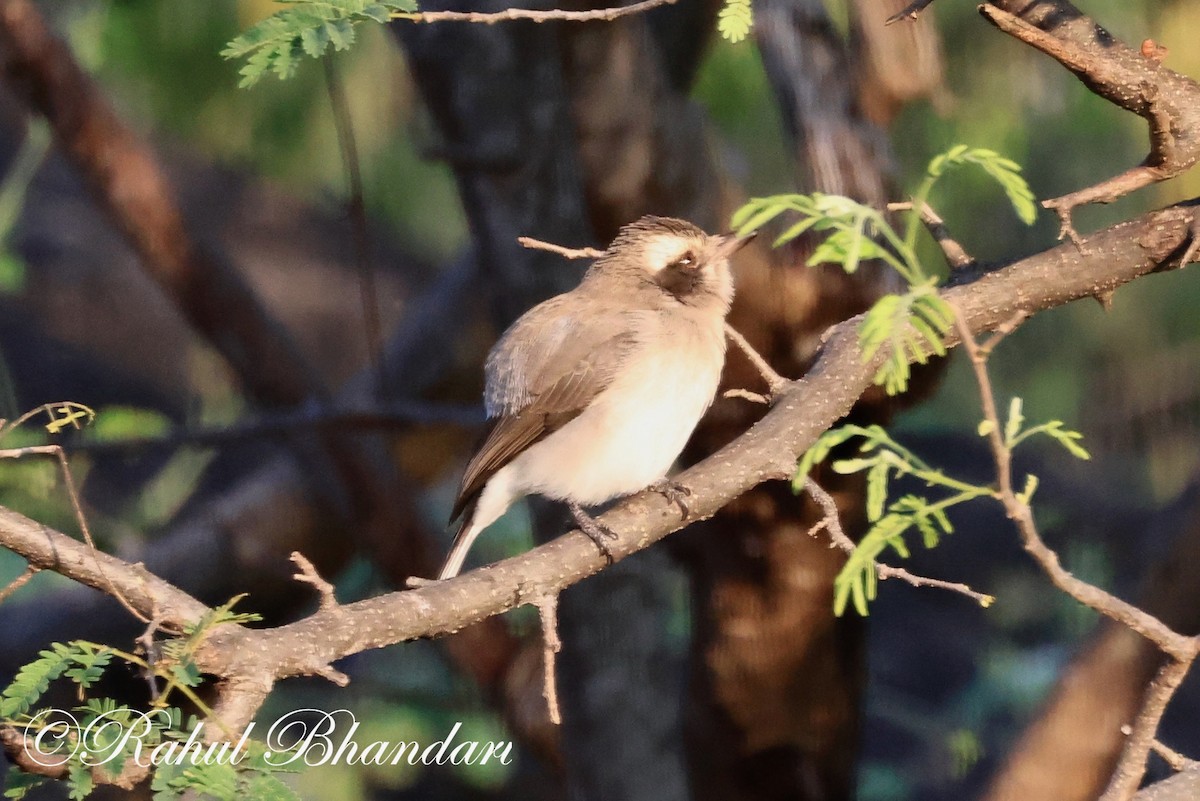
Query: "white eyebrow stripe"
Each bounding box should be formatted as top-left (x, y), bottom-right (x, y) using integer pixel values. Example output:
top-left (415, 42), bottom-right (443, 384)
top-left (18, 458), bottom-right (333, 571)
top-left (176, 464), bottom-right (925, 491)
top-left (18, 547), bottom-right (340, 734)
top-left (641, 234), bottom-right (692, 273)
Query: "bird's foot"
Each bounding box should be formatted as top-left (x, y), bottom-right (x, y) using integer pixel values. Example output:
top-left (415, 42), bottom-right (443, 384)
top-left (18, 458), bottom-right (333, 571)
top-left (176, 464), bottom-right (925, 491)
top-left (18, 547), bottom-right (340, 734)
top-left (569, 501), bottom-right (618, 565)
top-left (648, 478), bottom-right (691, 519)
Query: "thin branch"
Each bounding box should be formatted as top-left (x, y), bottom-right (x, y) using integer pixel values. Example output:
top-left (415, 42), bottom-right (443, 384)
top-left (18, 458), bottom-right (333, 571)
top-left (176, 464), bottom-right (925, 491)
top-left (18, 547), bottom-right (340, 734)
top-left (0, 565), bottom-right (37, 604)
top-left (1149, 738), bottom-right (1200, 773)
top-left (724, 324), bottom-right (789, 398)
top-left (888, 200), bottom-right (975, 270)
top-left (952, 301), bottom-right (1200, 801)
top-left (979, 2), bottom-right (1200, 243)
top-left (1, 199), bottom-right (1196, 735)
top-left (979, 310), bottom-right (1030, 355)
top-left (885, 0), bottom-right (937, 25)
top-left (324, 56), bottom-right (386, 398)
top-left (804, 481), bottom-right (995, 608)
top-left (516, 236), bottom-right (605, 260)
top-left (392, 0), bottom-right (678, 25)
top-left (290, 551), bottom-right (339, 611)
top-left (535, 594), bottom-right (563, 726)
top-left (0, 444), bottom-right (149, 624)
top-left (722, 388), bottom-right (772, 405)
top-left (952, 305), bottom-right (1195, 660)
top-left (1102, 656), bottom-right (1198, 801)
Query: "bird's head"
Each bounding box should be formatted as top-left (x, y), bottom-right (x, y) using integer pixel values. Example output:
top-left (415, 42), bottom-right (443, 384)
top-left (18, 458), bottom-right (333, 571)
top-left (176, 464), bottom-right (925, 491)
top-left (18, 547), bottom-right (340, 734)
top-left (588, 215), bottom-right (755, 313)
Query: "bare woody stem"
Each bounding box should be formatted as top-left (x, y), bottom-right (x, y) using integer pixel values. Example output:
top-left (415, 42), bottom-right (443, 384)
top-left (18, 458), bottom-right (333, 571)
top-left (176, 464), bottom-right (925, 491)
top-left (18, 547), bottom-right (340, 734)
top-left (951, 305), bottom-right (1200, 801)
top-left (804, 482), bottom-right (994, 608)
top-left (392, 0), bottom-right (677, 25)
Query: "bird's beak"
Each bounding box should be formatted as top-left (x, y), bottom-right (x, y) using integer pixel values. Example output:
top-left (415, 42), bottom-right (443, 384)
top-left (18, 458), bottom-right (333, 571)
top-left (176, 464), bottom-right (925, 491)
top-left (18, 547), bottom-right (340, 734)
top-left (716, 230), bottom-right (758, 259)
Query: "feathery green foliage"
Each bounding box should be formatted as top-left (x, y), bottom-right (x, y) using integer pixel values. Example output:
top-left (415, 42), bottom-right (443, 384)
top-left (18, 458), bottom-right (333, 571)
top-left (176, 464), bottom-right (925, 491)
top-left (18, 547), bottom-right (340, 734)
top-left (222, 1), bottom-right (417, 88)
top-left (0, 598), bottom-right (284, 800)
top-left (717, 0), bottom-right (753, 43)
top-left (731, 145), bottom-right (1036, 397)
top-left (795, 398), bottom-right (1090, 616)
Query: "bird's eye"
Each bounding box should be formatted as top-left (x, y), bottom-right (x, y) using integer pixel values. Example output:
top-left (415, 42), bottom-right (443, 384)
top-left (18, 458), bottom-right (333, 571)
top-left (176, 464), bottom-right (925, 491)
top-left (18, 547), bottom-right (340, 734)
top-left (674, 251), bottom-right (696, 269)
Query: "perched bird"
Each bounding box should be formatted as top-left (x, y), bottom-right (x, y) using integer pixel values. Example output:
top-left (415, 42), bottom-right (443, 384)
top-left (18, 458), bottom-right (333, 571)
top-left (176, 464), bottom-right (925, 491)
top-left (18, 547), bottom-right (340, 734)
top-left (438, 215), bottom-right (753, 580)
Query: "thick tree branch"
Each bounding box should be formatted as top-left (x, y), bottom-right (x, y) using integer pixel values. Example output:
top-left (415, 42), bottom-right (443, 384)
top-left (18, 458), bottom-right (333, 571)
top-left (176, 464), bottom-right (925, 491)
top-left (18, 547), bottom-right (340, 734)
top-left (978, 1), bottom-right (1200, 240)
top-left (3, 199), bottom-right (1197, 738)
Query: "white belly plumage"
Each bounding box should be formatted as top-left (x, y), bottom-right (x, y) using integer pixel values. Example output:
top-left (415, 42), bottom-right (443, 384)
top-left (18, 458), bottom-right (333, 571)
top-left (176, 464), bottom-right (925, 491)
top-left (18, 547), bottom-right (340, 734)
top-left (451, 312), bottom-right (726, 578)
top-left (512, 337), bottom-right (723, 503)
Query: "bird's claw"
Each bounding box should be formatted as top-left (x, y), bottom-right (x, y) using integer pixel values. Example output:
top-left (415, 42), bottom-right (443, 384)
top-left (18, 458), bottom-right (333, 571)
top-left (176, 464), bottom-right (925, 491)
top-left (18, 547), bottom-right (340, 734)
top-left (649, 479), bottom-right (691, 519)
top-left (569, 502), bottom-right (619, 565)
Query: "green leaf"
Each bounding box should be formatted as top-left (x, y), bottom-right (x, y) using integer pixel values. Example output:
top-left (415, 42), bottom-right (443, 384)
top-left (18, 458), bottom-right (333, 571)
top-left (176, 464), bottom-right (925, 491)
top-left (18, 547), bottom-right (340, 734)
top-left (859, 285), bottom-right (952, 396)
top-left (717, 0), bottom-right (753, 43)
top-left (1043, 423), bottom-right (1091, 460)
top-left (924, 145), bottom-right (1038, 225)
top-left (0, 252), bottom-right (25, 293)
top-left (181, 762), bottom-right (239, 801)
top-left (1016, 473), bottom-right (1039, 505)
top-left (730, 198), bottom-right (789, 237)
top-left (170, 661), bottom-right (202, 689)
top-left (85, 406), bottom-right (171, 442)
top-left (1004, 397), bottom-right (1024, 446)
top-left (223, 1), bottom-right (416, 87)
top-left (977, 419), bottom-right (996, 437)
top-left (866, 461), bottom-right (888, 522)
top-left (67, 760), bottom-right (94, 801)
top-left (1, 645), bottom-right (72, 717)
top-left (3, 767), bottom-right (47, 800)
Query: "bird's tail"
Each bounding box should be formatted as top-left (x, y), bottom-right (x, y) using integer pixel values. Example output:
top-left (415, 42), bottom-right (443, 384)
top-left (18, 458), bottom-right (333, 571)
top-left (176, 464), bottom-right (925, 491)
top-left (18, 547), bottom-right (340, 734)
top-left (437, 499), bottom-right (481, 580)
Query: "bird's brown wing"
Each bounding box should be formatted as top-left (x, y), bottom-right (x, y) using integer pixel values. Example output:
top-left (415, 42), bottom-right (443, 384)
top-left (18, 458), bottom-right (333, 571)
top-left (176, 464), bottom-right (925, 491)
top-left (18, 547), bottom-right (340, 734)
top-left (449, 301), bottom-right (639, 522)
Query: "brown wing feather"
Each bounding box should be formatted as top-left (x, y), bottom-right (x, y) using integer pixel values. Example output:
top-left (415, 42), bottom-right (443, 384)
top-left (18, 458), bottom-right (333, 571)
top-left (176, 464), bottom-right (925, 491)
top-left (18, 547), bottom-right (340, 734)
top-left (449, 334), bottom-right (631, 522)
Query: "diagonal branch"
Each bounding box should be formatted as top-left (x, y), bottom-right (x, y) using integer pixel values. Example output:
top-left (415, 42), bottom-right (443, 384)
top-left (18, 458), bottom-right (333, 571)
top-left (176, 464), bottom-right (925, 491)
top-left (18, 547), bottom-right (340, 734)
top-left (978, 1), bottom-right (1200, 242)
top-left (3, 198), bottom-right (1197, 740)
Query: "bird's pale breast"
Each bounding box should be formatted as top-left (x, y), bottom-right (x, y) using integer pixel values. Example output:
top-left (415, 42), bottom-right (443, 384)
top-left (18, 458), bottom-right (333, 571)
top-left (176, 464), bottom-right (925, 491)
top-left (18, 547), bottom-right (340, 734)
top-left (508, 310), bottom-right (725, 504)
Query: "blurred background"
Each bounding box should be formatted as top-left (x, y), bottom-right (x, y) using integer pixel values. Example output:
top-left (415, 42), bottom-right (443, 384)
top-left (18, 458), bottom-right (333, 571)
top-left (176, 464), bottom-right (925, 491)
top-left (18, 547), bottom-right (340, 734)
top-left (2, 0), bottom-right (1200, 799)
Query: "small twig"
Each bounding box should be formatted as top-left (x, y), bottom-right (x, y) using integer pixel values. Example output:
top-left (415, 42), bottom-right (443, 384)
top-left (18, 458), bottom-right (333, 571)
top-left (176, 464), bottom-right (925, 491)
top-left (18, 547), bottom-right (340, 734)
top-left (1102, 656), bottom-right (1198, 801)
top-left (291, 551), bottom-right (338, 611)
top-left (136, 608), bottom-right (166, 701)
top-left (723, 388), bottom-right (772, 405)
top-left (725, 324), bottom-right (789, 398)
top-left (516, 236), bottom-right (605, 260)
top-left (1146, 736), bottom-right (1200, 773)
top-left (951, 304), bottom-right (1193, 658)
top-left (392, 0), bottom-right (677, 25)
top-left (1178, 208), bottom-right (1200, 268)
top-left (0, 443), bottom-right (150, 624)
top-left (804, 481), bottom-right (995, 608)
top-left (888, 200), bottom-right (975, 270)
top-left (324, 56), bottom-right (386, 398)
top-left (951, 302), bottom-right (1200, 801)
top-left (313, 664), bottom-right (351, 687)
top-left (535, 594), bottom-right (563, 726)
top-left (885, 0), bottom-right (937, 25)
top-left (0, 565), bottom-right (38, 604)
top-left (979, 310), bottom-right (1030, 355)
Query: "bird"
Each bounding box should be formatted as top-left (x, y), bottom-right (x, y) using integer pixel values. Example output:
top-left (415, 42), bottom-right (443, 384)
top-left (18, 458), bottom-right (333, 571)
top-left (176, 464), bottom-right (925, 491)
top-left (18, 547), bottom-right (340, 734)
top-left (437, 215), bottom-right (754, 580)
